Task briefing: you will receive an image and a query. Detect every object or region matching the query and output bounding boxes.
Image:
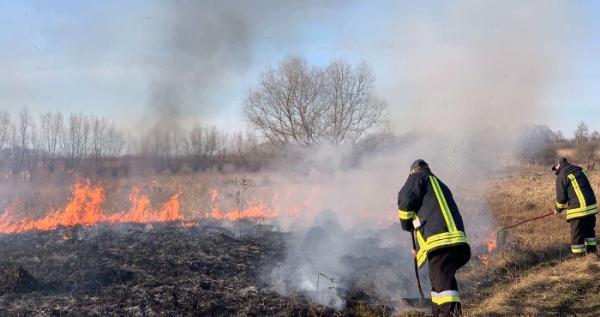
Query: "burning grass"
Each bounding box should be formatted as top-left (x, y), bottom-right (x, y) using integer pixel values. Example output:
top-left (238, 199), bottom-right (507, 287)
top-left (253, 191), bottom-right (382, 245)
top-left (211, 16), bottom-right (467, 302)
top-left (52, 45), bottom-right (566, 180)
top-left (0, 174), bottom-right (311, 234)
top-left (0, 167), bottom-right (598, 316)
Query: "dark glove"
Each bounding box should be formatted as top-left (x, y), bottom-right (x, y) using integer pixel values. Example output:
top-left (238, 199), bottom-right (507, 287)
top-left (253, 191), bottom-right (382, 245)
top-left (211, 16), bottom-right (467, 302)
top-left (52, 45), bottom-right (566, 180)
top-left (400, 219), bottom-right (414, 232)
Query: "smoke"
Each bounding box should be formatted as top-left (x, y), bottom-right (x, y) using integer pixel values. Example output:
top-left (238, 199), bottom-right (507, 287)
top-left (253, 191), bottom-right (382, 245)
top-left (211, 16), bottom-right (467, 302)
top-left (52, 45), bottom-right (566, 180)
top-left (144, 0), bottom-right (338, 130)
top-left (384, 0), bottom-right (571, 174)
top-left (264, 1), bottom-right (574, 310)
top-left (0, 0), bottom-right (577, 312)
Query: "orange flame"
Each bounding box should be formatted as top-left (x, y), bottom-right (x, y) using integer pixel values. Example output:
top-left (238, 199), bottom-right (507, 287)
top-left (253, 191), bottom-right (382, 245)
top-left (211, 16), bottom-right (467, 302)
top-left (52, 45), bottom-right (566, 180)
top-left (108, 187), bottom-right (183, 223)
top-left (486, 238), bottom-right (497, 253)
top-left (0, 197), bottom-right (21, 233)
top-left (207, 189), bottom-right (281, 221)
top-left (479, 238), bottom-right (497, 268)
top-left (0, 180), bottom-right (185, 234)
top-left (0, 180), bottom-right (106, 233)
top-left (0, 179), bottom-right (315, 234)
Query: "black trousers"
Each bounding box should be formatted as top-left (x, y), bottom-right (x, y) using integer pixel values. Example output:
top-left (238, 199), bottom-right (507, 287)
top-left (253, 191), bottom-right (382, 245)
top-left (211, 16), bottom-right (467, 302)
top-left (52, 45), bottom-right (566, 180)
top-left (569, 215), bottom-right (597, 254)
top-left (427, 244), bottom-right (471, 317)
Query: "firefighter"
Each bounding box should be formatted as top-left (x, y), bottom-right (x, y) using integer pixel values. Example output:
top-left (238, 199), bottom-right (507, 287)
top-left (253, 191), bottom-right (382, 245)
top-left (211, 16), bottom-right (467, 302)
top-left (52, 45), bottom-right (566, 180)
top-left (398, 159), bottom-right (471, 317)
top-left (552, 157), bottom-right (598, 254)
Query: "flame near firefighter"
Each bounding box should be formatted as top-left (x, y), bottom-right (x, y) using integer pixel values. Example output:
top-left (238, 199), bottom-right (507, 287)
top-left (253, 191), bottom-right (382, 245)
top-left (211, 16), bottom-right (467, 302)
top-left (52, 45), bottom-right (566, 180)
top-left (0, 179), bottom-right (308, 234)
top-left (479, 238), bottom-right (498, 267)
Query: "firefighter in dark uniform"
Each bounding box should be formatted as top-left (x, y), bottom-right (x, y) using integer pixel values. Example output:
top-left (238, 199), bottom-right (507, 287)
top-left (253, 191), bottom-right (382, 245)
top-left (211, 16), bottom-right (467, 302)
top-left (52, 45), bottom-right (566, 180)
top-left (398, 159), bottom-right (471, 317)
top-left (553, 158), bottom-right (598, 254)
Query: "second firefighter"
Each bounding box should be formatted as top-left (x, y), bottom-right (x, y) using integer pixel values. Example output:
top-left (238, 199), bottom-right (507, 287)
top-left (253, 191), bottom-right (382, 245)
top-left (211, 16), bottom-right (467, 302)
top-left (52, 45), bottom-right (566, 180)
top-left (553, 157), bottom-right (598, 254)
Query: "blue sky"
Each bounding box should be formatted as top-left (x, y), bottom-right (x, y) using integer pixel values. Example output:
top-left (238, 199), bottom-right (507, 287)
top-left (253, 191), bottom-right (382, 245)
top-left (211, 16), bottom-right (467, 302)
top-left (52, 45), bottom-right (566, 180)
top-left (0, 0), bottom-right (599, 136)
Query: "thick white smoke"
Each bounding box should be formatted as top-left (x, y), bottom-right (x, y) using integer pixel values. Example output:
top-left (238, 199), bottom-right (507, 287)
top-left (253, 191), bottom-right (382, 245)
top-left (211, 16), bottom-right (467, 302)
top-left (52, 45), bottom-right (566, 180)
top-left (264, 0), bottom-right (574, 310)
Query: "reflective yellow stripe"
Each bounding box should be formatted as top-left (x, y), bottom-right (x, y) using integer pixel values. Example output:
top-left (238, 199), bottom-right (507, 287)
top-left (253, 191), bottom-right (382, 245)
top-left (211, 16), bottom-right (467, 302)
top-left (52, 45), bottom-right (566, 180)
top-left (414, 178), bottom-right (467, 268)
top-left (426, 231), bottom-right (468, 250)
top-left (416, 230), bottom-right (427, 267)
top-left (431, 290), bottom-right (460, 305)
top-left (572, 244), bottom-right (586, 253)
top-left (556, 202), bottom-right (567, 209)
top-left (568, 174), bottom-right (586, 209)
top-left (426, 231), bottom-right (467, 244)
top-left (398, 210), bottom-right (415, 220)
top-left (566, 205), bottom-right (598, 220)
top-left (429, 176), bottom-right (458, 232)
top-left (414, 230), bottom-right (468, 268)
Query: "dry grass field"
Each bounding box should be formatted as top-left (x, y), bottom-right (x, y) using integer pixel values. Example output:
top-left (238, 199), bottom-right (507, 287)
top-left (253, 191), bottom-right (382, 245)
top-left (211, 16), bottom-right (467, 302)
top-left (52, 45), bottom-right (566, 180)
top-left (2, 166), bottom-right (600, 316)
top-left (460, 167), bottom-right (600, 317)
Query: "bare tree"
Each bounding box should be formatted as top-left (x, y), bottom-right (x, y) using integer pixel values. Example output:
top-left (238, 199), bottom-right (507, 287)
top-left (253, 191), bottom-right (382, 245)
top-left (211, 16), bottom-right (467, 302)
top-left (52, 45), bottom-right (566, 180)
top-left (517, 124), bottom-right (555, 165)
top-left (324, 60), bottom-right (386, 144)
top-left (28, 117), bottom-right (40, 171)
top-left (81, 115), bottom-right (91, 160)
top-left (244, 57), bottom-right (326, 145)
top-left (576, 142), bottom-right (599, 171)
top-left (40, 112), bottom-right (64, 172)
top-left (105, 124), bottom-right (125, 157)
top-left (15, 108), bottom-right (34, 172)
top-left (244, 57), bottom-right (386, 146)
top-left (141, 124), bottom-right (187, 173)
top-left (91, 117), bottom-right (108, 167)
top-left (91, 117), bottom-right (124, 162)
top-left (189, 124), bottom-right (205, 171)
top-left (552, 130), bottom-right (565, 143)
top-left (591, 131), bottom-right (600, 142)
top-left (575, 121), bottom-right (589, 144)
top-left (215, 131), bottom-right (229, 170)
top-left (0, 110), bottom-right (10, 151)
top-left (63, 114), bottom-right (84, 169)
top-left (204, 127), bottom-right (218, 160)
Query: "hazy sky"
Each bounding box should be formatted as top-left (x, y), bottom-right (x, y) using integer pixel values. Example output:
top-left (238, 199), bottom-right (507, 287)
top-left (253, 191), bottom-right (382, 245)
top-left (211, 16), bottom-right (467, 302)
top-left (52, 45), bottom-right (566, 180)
top-left (1, 0), bottom-right (599, 136)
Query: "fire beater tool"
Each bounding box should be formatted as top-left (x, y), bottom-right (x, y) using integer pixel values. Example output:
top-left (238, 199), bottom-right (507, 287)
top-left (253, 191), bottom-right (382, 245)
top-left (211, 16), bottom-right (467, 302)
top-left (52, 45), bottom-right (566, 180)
top-left (496, 211), bottom-right (555, 244)
top-left (410, 230), bottom-right (425, 300)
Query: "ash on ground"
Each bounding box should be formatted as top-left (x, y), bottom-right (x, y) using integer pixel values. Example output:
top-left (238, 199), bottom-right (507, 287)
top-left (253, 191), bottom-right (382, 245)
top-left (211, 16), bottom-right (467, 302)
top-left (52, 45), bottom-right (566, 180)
top-left (0, 220), bottom-right (425, 316)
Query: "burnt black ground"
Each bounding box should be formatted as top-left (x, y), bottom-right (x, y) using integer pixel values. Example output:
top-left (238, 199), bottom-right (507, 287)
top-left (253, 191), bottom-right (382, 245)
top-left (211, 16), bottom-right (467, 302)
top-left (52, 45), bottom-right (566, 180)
top-left (0, 221), bottom-right (326, 316)
top-left (0, 221), bottom-right (423, 317)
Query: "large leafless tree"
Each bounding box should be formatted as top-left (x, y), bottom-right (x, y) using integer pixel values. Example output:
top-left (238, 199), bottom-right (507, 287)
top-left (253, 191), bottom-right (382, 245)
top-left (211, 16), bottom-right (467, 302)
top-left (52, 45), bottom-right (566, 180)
top-left (324, 60), bottom-right (386, 144)
top-left (243, 57), bottom-right (386, 146)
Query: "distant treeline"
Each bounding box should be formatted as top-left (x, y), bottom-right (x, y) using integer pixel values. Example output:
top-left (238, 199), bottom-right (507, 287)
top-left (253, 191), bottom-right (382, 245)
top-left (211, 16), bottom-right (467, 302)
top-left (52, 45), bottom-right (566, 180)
top-left (517, 122), bottom-right (600, 170)
top-left (0, 108), bottom-right (268, 178)
top-left (1, 106), bottom-right (597, 179)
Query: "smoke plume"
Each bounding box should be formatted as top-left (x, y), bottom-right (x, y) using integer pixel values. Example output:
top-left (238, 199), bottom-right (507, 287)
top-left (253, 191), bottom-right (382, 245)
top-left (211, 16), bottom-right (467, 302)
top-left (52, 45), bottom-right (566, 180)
top-left (265, 0), bottom-right (574, 309)
top-left (145, 0), bottom-right (337, 129)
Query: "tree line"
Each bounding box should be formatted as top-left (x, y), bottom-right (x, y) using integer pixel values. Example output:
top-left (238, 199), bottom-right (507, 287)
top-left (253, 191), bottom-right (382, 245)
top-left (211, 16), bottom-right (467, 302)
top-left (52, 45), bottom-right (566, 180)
top-left (0, 109), bottom-right (125, 176)
top-left (517, 121), bottom-right (600, 170)
top-left (0, 108), bottom-right (264, 178)
top-left (9, 56), bottom-right (595, 177)
top-left (0, 57), bottom-right (389, 178)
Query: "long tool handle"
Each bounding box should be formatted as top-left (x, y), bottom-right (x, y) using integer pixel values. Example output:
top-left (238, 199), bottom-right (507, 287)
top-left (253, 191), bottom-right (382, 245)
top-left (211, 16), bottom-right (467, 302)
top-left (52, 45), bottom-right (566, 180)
top-left (500, 211), bottom-right (555, 231)
top-left (410, 230), bottom-right (425, 300)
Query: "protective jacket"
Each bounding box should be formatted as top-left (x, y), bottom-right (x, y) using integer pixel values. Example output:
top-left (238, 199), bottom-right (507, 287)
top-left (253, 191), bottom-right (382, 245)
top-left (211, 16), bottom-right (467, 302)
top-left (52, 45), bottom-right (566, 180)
top-left (398, 169), bottom-right (468, 268)
top-left (556, 162), bottom-right (598, 221)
